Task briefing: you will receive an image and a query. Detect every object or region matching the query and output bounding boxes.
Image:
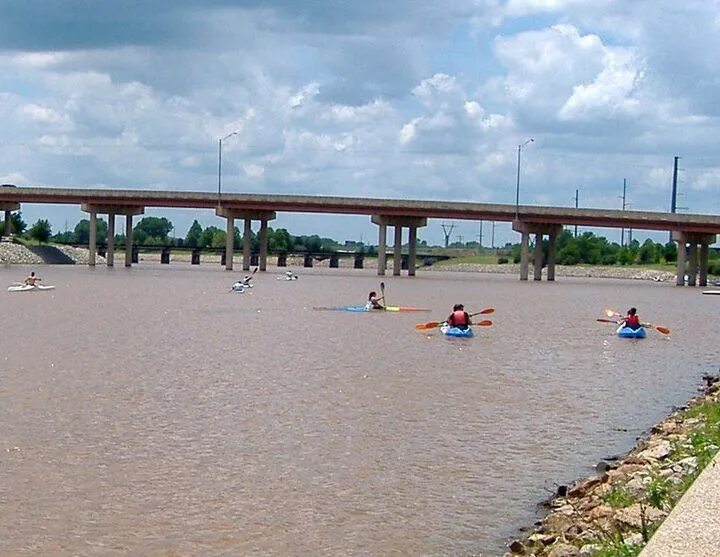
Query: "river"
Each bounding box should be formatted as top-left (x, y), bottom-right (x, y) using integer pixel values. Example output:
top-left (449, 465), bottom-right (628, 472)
top-left (1, 264), bottom-right (717, 556)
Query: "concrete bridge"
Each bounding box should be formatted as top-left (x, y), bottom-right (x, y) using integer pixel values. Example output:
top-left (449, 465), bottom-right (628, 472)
top-left (2, 185), bottom-right (720, 286)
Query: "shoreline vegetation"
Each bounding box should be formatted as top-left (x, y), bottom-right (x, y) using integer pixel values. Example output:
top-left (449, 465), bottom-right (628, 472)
top-left (0, 243), bottom-right (694, 283)
top-left (506, 374), bottom-right (720, 557)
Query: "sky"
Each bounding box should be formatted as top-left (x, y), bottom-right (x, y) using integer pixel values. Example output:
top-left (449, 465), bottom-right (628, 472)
top-left (1, 0), bottom-right (719, 247)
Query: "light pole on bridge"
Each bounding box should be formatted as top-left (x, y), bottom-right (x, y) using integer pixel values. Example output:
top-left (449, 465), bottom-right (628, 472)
top-left (218, 131), bottom-right (239, 202)
top-left (515, 138), bottom-right (534, 218)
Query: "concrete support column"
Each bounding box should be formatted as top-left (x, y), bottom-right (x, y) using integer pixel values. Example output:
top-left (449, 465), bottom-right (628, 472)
top-left (3, 210), bottom-right (11, 236)
top-left (547, 231), bottom-right (557, 281)
top-left (107, 213), bottom-right (115, 267)
top-left (88, 211), bottom-right (97, 267)
top-left (377, 223), bottom-right (387, 276)
top-left (520, 231), bottom-right (530, 281)
top-left (393, 225), bottom-right (402, 276)
top-left (125, 214), bottom-right (134, 267)
top-left (688, 243), bottom-right (699, 287)
top-left (699, 243), bottom-right (709, 287)
top-left (533, 233), bottom-right (543, 281)
top-left (225, 215), bottom-right (235, 271)
top-left (259, 219), bottom-right (269, 271)
top-left (408, 226), bottom-right (417, 277)
top-left (242, 219), bottom-right (252, 271)
top-left (676, 240), bottom-right (686, 286)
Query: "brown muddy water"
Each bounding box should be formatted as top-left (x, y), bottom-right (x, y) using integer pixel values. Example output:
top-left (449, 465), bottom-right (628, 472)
top-left (1, 264), bottom-right (718, 556)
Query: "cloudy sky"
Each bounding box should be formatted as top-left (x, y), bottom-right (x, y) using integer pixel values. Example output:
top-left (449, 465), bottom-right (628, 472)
top-left (1, 0), bottom-right (719, 246)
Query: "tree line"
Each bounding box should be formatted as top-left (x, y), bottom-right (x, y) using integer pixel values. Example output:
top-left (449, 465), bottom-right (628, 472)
top-left (3, 213), bottom-right (717, 270)
top-left (0, 213), bottom-right (346, 253)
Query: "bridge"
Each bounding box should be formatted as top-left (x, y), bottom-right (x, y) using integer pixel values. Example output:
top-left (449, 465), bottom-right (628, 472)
top-left (2, 185), bottom-right (720, 286)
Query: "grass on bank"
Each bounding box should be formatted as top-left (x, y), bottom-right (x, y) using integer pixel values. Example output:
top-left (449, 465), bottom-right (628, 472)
top-left (586, 396), bottom-right (720, 557)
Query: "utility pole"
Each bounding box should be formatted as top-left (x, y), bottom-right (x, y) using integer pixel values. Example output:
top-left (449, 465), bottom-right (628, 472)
top-left (670, 156), bottom-right (680, 213)
top-left (477, 221), bottom-right (483, 252)
top-left (491, 221), bottom-right (496, 250)
top-left (620, 179), bottom-right (627, 247)
top-left (441, 223), bottom-right (455, 248)
top-left (574, 189), bottom-right (579, 237)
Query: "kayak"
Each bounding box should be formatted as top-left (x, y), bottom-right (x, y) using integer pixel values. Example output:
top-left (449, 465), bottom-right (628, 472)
top-left (7, 284), bottom-right (56, 292)
top-left (277, 276), bottom-right (298, 281)
top-left (314, 305), bottom-right (431, 313)
top-left (440, 324), bottom-right (474, 338)
top-left (702, 290), bottom-right (720, 295)
top-left (616, 325), bottom-right (647, 339)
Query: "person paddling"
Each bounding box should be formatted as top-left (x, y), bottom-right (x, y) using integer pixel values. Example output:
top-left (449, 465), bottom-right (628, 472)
top-left (241, 274), bottom-right (253, 286)
top-left (446, 304), bottom-right (472, 330)
top-left (24, 271), bottom-right (42, 286)
top-left (366, 290), bottom-right (384, 310)
top-left (620, 307), bottom-right (641, 330)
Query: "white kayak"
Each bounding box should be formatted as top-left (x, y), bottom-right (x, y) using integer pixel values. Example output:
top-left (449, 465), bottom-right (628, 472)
top-left (8, 284), bottom-right (56, 292)
top-left (277, 275), bottom-right (298, 281)
top-left (702, 290), bottom-right (720, 295)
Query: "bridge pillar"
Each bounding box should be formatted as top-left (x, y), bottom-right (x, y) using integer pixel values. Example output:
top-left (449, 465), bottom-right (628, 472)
top-left (216, 208), bottom-right (275, 272)
top-left (393, 225), bottom-right (402, 276)
top-left (191, 249), bottom-right (201, 265)
top-left (1, 203), bottom-right (19, 238)
top-left (242, 219), bottom-right (251, 271)
top-left (699, 243), bottom-right (709, 287)
top-left (371, 215), bottom-right (427, 277)
top-left (161, 246), bottom-right (171, 264)
top-left (259, 219), bottom-right (269, 271)
top-left (304, 254), bottom-right (313, 267)
top-left (688, 244), bottom-right (698, 287)
top-left (107, 213), bottom-right (115, 267)
top-left (88, 210), bottom-right (97, 267)
top-left (82, 204), bottom-right (144, 267)
top-left (533, 233), bottom-right (543, 281)
top-left (277, 254), bottom-right (287, 267)
top-left (672, 232), bottom-right (716, 286)
top-left (519, 231), bottom-right (530, 281)
top-left (125, 215), bottom-right (134, 267)
top-left (547, 232), bottom-right (557, 281)
top-left (225, 215), bottom-right (235, 271)
top-left (408, 226), bottom-right (418, 276)
top-left (377, 223), bottom-right (387, 275)
top-left (354, 254), bottom-right (364, 269)
top-left (513, 221), bottom-right (563, 282)
top-left (329, 254), bottom-right (339, 268)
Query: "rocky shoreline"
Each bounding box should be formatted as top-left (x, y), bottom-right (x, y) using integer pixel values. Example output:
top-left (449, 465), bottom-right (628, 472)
top-left (506, 374), bottom-right (720, 557)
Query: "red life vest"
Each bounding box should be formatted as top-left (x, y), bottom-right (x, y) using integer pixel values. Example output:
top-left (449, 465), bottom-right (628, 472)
top-left (450, 310), bottom-right (468, 326)
top-left (625, 314), bottom-right (640, 327)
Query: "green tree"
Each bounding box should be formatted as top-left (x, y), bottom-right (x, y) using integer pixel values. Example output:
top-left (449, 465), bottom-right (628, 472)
top-left (135, 217), bottom-right (173, 242)
top-left (663, 241), bottom-right (677, 263)
top-left (211, 229), bottom-right (226, 248)
top-left (0, 211), bottom-right (27, 235)
top-left (74, 218), bottom-right (108, 244)
top-left (185, 220), bottom-right (203, 247)
top-left (638, 239), bottom-right (659, 264)
top-left (200, 226), bottom-right (222, 248)
top-left (269, 228), bottom-right (292, 252)
top-left (28, 219), bottom-right (52, 243)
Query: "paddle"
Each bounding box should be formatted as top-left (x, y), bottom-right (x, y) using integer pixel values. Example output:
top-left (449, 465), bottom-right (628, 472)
top-left (599, 311), bottom-right (670, 335)
top-left (415, 308), bottom-right (495, 330)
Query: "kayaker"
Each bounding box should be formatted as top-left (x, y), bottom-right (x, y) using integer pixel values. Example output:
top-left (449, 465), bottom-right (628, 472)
top-left (366, 291), bottom-right (384, 310)
top-left (620, 307), bottom-right (641, 330)
top-left (446, 304), bottom-right (471, 330)
top-left (24, 272), bottom-right (42, 286)
top-left (241, 274), bottom-right (253, 286)
top-left (285, 270), bottom-right (297, 280)
top-left (231, 281), bottom-right (244, 292)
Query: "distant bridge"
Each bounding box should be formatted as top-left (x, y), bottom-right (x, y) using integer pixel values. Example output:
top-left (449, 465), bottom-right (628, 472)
top-left (2, 185), bottom-right (719, 285)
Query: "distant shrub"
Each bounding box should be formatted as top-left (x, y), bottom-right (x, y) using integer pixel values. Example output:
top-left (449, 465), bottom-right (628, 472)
top-left (497, 257), bottom-right (508, 264)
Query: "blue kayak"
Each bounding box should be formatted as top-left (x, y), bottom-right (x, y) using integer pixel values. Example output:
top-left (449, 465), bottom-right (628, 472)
top-left (314, 306), bottom-right (430, 313)
top-left (616, 325), bottom-right (647, 339)
top-left (441, 324), bottom-right (474, 338)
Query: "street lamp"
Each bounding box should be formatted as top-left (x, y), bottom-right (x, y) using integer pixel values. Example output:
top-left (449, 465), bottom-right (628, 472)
top-left (218, 131), bottom-right (239, 201)
top-left (515, 138), bottom-right (534, 218)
